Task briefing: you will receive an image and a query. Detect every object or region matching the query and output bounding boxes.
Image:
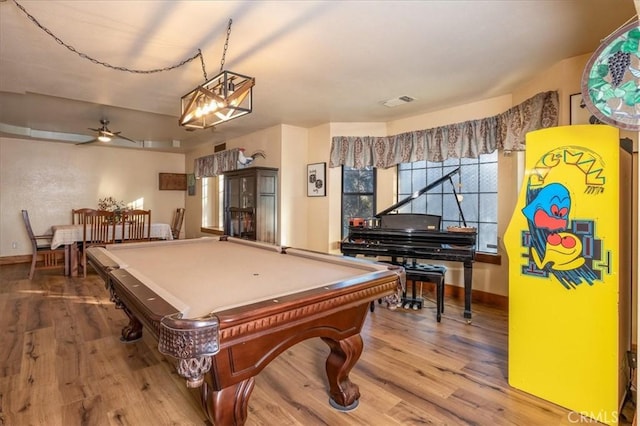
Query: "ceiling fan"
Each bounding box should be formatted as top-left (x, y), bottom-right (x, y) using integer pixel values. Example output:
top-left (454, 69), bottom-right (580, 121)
top-left (76, 119), bottom-right (138, 145)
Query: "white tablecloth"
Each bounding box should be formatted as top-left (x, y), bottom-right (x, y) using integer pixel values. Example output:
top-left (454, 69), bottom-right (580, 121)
top-left (51, 223), bottom-right (173, 249)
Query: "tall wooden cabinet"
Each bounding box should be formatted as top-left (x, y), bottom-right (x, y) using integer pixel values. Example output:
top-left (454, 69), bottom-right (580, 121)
top-left (223, 167), bottom-right (278, 244)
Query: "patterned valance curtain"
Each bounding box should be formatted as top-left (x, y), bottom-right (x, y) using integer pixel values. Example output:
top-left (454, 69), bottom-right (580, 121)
top-left (330, 91), bottom-right (558, 169)
top-left (193, 148), bottom-right (239, 178)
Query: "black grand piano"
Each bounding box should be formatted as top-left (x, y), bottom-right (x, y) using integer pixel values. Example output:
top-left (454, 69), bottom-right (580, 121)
top-left (340, 167), bottom-right (477, 320)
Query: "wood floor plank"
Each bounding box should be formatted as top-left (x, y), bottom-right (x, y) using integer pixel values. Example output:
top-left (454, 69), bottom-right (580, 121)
top-left (7, 329), bottom-right (65, 425)
top-left (24, 294), bottom-right (53, 332)
top-left (0, 293), bottom-right (25, 379)
top-left (19, 327), bottom-right (58, 386)
top-left (61, 394), bottom-right (106, 425)
top-left (0, 263), bottom-right (634, 425)
top-left (131, 363), bottom-right (205, 423)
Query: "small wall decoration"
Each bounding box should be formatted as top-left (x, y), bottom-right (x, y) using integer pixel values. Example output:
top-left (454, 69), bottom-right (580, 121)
top-left (187, 173), bottom-right (196, 196)
top-left (569, 93), bottom-right (601, 125)
top-left (307, 162), bottom-right (326, 197)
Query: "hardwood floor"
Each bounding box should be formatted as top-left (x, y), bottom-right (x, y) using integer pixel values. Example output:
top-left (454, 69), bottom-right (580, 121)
top-left (0, 264), bottom-right (634, 425)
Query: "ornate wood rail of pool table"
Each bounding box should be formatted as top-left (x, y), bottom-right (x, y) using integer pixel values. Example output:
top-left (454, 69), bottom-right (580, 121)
top-left (87, 242), bottom-right (404, 426)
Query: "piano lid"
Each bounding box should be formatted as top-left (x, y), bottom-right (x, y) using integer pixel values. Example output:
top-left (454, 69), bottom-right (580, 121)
top-left (375, 167), bottom-right (468, 227)
top-left (379, 213), bottom-right (441, 230)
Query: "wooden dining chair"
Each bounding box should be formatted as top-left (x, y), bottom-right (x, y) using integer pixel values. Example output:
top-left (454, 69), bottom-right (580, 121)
top-left (21, 210), bottom-right (65, 280)
top-left (79, 209), bottom-right (116, 277)
top-left (72, 208), bottom-right (96, 224)
top-left (171, 207), bottom-right (185, 239)
top-left (121, 209), bottom-right (151, 242)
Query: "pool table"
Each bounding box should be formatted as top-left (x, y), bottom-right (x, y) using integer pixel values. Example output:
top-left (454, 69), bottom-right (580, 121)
top-left (87, 237), bottom-right (404, 425)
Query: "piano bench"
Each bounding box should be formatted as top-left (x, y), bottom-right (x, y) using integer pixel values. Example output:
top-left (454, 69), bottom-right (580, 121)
top-left (371, 263), bottom-right (446, 322)
top-left (404, 263), bottom-right (447, 322)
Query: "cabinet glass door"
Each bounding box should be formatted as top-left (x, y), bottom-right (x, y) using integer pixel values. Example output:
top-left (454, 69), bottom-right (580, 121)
top-left (240, 177), bottom-right (255, 208)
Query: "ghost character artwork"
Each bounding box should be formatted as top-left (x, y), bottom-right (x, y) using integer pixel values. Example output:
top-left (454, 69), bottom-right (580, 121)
top-left (521, 182), bottom-right (571, 232)
top-left (522, 183), bottom-right (585, 276)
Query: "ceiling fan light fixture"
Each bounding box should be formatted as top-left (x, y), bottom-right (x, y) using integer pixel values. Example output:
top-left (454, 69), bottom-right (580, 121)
top-left (76, 119), bottom-right (137, 146)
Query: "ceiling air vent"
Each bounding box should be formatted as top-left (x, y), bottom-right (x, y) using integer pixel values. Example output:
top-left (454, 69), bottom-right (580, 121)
top-left (382, 95), bottom-right (416, 108)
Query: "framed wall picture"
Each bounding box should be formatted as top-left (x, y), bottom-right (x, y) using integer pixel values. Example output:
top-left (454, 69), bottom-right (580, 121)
top-left (159, 173), bottom-right (187, 190)
top-left (307, 162), bottom-right (326, 197)
top-left (570, 92), bottom-right (602, 125)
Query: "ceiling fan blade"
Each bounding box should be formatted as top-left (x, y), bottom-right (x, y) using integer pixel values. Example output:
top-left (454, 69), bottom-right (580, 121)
top-left (75, 138), bottom-right (98, 146)
top-left (117, 133), bottom-right (139, 144)
top-left (110, 131), bottom-right (138, 144)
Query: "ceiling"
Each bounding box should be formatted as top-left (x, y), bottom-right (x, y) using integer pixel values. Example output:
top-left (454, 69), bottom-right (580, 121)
top-left (0, 0), bottom-right (637, 153)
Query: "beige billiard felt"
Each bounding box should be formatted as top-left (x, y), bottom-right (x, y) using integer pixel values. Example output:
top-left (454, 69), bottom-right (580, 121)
top-left (97, 237), bottom-right (391, 318)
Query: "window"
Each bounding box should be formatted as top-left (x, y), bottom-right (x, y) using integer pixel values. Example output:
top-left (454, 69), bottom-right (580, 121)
top-left (397, 151), bottom-right (498, 254)
top-left (201, 177), bottom-right (210, 227)
top-left (218, 175), bottom-right (225, 229)
top-left (341, 166), bottom-right (376, 238)
top-left (129, 197), bottom-right (144, 209)
top-left (201, 175), bottom-right (225, 229)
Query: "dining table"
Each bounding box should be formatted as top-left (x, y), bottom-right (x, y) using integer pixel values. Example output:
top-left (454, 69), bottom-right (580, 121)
top-left (51, 222), bottom-right (174, 277)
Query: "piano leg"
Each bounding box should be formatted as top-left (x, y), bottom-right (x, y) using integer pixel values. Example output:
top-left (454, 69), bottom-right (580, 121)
top-left (463, 260), bottom-right (473, 322)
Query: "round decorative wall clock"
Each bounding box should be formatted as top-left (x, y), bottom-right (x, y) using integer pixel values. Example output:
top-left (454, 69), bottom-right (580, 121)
top-left (581, 19), bottom-right (640, 130)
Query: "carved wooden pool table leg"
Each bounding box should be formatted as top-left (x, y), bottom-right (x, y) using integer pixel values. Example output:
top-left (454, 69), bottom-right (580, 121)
top-left (108, 286), bottom-right (143, 342)
top-left (200, 378), bottom-right (256, 426)
top-left (322, 333), bottom-right (363, 411)
top-left (119, 305), bottom-right (143, 342)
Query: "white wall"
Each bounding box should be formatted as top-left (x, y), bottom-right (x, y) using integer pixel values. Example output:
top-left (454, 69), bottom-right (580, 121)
top-left (306, 123), bottom-right (332, 252)
top-left (0, 137), bottom-right (185, 256)
top-left (280, 125), bottom-right (308, 248)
